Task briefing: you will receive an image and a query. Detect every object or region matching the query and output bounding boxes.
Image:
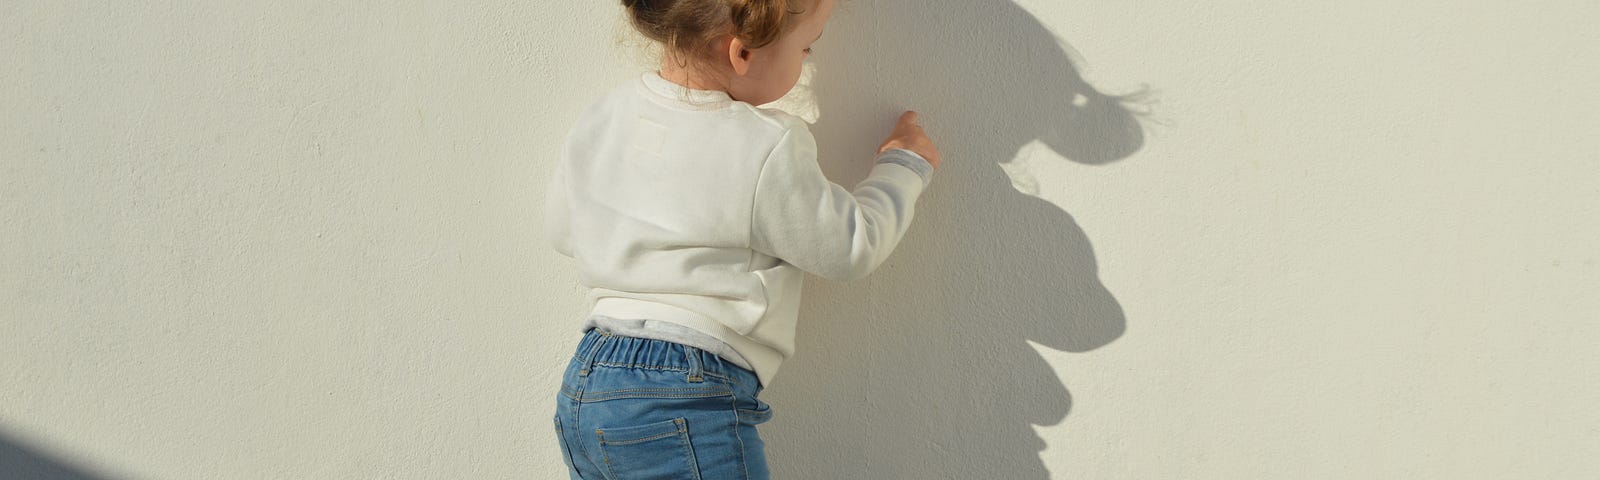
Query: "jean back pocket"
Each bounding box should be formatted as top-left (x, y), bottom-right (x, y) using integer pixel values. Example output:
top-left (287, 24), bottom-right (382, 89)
top-left (596, 417), bottom-right (701, 479)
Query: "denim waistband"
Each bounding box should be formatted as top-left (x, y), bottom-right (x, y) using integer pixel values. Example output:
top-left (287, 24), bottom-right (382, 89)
top-left (571, 327), bottom-right (762, 394)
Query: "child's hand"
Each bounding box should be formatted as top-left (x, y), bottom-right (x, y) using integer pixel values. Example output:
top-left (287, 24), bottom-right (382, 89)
top-left (877, 111), bottom-right (942, 169)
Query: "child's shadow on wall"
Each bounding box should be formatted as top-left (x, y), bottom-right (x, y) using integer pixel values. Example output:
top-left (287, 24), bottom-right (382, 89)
top-left (762, 0), bottom-right (1149, 477)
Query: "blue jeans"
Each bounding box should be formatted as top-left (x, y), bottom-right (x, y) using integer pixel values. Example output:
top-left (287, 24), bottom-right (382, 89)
top-left (554, 327), bottom-right (774, 479)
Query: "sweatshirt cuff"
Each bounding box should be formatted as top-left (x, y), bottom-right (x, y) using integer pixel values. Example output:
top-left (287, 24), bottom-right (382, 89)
top-left (875, 148), bottom-right (934, 187)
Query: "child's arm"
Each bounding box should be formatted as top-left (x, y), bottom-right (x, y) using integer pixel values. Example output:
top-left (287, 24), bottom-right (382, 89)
top-left (749, 121), bottom-right (935, 282)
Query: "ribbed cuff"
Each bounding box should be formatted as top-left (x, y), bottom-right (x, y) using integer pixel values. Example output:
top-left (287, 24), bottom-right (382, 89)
top-left (875, 148), bottom-right (934, 187)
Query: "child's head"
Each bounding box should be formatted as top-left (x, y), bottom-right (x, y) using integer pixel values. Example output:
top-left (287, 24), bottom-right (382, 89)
top-left (622, 0), bottom-right (833, 106)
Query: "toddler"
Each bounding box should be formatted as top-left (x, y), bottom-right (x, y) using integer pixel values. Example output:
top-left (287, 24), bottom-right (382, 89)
top-left (545, 0), bottom-right (941, 478)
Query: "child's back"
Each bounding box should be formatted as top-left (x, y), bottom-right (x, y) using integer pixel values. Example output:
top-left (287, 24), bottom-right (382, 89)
top-left (546, 70), bottom-right (934, 387)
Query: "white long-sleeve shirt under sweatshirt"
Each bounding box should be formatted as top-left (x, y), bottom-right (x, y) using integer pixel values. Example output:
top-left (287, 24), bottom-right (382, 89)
top-left (544, 71), bottom-right (933, 387)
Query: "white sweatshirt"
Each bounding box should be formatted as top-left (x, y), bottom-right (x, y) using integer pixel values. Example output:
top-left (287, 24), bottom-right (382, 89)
top-left (544, 71), bottom-right (933, 387)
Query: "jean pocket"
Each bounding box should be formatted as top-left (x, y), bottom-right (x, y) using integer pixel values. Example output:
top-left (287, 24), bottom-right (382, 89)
top-left (736, 400), bottom-right (774, 426)
top-left (596, 417), bottom-right (701, 480)
top-left (731, 388), bottom-right (773, 426)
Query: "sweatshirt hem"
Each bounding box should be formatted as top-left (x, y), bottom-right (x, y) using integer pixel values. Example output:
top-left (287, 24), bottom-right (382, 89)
top-left (591, 297), bottom-right (784, 387)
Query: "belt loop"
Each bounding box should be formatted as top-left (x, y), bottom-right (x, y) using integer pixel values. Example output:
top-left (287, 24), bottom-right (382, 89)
top-left (683, 344), bottom-right (704, 383)
top-left (578, 330), bottom-right (611, 377)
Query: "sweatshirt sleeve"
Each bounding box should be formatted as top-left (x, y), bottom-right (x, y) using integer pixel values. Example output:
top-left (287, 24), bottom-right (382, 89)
top-left (544, 155), bottom-right (574, 258)
top-left (749, 126), bottom-right (934, 282)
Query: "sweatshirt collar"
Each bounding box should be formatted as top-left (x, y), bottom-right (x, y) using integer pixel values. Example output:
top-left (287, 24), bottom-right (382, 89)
top-left (639, 71), bottom-right (736, 109)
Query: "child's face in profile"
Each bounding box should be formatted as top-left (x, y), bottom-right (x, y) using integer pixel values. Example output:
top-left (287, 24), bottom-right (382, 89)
top-left (728, 0), bottom-right (834, 106)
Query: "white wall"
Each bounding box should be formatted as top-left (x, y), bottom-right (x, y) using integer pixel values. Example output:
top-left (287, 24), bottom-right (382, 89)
top-left (3, 1), bottom-right (1597, 478)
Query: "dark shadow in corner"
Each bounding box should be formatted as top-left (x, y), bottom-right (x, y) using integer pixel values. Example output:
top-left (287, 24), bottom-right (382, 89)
top-left (0, 429), bottom-right (117, 480)
top-left (763, 0), bottom-right (1150, 477)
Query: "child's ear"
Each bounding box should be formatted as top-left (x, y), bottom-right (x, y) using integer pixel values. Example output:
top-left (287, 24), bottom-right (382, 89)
top-left (727, 36), bottom-right (752, 76)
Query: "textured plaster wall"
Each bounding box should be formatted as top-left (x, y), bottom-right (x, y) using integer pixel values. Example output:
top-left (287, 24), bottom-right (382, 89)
top-left (3, 1), bottom-right (1598, 478)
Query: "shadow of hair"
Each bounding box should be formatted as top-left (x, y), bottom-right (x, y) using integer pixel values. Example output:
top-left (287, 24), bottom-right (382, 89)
top-left (761, 0), bottom-right (1151, 477)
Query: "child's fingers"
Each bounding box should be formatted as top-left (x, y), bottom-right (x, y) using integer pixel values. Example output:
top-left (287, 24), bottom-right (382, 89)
top-left (899, 110), bottom-right (920, 128)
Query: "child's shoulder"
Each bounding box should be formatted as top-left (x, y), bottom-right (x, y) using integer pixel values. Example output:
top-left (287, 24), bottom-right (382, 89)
top-left (583, 81), bottom-right (643, 118)
top-left (574, 77), bottom-right (814, 152)
top-left (717, 106), bottom-right (817, 158)
top-left (740, 105), bottom-right (811, 134)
